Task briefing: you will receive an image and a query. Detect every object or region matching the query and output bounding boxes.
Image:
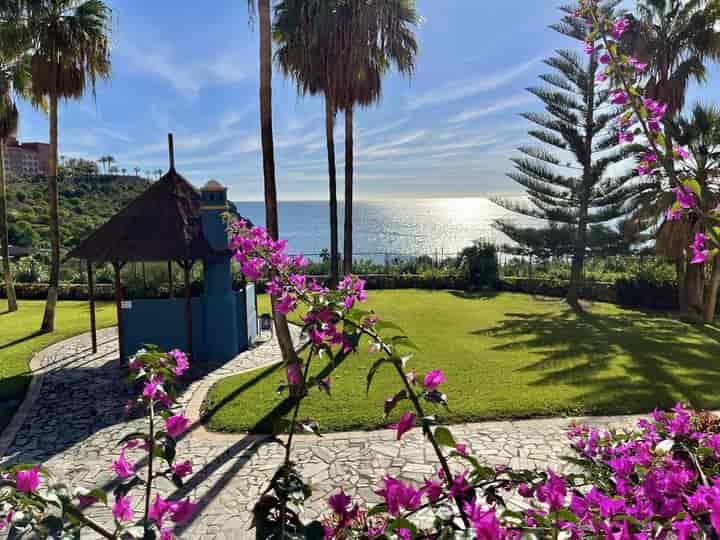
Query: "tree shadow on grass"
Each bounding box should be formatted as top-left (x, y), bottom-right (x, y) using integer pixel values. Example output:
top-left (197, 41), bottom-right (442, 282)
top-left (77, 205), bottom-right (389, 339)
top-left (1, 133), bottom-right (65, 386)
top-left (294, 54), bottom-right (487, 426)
top-left (448, 290), bottom-right (499, 301)
top-left (481, 308), bottom-right (720, 415)
top-left (0, 331), bottom-right (44, 352)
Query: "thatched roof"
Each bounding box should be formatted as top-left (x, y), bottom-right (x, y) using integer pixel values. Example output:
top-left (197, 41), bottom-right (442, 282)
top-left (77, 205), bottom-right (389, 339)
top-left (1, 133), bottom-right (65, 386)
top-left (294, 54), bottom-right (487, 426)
top-left (67, 168), bottom-right (214, 263)
top-left (655, 218), bottom-right (695, 259)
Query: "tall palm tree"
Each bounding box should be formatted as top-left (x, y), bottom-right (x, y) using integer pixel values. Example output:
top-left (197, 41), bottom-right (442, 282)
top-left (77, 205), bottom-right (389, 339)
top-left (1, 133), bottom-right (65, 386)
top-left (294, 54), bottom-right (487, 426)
top-left (0, 49), bottom-right (30, 314)
top-left (17, 0), bottom-right (112, 332)
top-left (248, 0), bottom-right (298, 364)
top-left (628, 0), bottom-right (720, 312)
top-left (274, 0), bottom-right (343, 286)
top-left (336, 0), bottom-right (419, 274)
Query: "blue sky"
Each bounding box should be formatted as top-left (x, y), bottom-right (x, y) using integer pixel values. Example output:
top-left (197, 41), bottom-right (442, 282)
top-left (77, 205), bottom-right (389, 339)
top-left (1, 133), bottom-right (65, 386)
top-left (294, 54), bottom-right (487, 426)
top-left (14, 0), bottom-right (720, 200)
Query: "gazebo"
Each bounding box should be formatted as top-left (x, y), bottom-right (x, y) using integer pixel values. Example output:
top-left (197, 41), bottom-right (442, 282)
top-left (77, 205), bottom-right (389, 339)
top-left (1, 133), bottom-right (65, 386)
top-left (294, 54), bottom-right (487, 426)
top-left (67, 135), bottom-right (257, 361)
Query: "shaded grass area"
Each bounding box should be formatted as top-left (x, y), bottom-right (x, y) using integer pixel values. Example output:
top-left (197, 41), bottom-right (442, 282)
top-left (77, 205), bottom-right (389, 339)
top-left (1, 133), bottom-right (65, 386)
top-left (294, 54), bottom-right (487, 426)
top-left (203, 290), bottom-right (720, 433)
top-left (0, 300), bottom-right (116, 430)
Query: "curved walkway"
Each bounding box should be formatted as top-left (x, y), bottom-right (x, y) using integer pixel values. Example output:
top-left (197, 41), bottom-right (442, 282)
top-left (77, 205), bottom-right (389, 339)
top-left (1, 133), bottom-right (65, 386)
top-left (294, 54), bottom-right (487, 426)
top-left (0, 328), bottom-right (643, 539)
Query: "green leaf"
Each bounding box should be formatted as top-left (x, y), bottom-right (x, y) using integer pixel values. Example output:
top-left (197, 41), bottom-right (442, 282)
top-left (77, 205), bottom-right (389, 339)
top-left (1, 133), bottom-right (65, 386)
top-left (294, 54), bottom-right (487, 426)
top-left (433, 426), bottom-right (457, 448)
top-left (682, 178), bottom-right (702, 197)
top-left (386, 517), bottom-right (417, 533)
top-left (118, 432), bottom-right (147, 446)
top-left (366, 357), bottom-right (395, 394)
top-left (392, 336), bottom-right (419, 351)
top-left (303, 521), bottom-right (325, 540)
top-left (367, 502), bottom-right (388, 517)
top-left (375, 320), bottom-right (406, 334)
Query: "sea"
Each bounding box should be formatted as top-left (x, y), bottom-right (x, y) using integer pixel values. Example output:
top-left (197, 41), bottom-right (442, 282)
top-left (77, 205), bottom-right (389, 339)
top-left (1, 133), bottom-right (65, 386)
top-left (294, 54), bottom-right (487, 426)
top-left (234, 197), bottom-right (536, 261)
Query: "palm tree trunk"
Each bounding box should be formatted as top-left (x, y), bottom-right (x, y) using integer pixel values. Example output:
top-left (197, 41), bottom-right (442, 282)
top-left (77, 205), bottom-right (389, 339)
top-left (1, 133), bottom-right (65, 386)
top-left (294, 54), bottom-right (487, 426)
top-left (259, 0), bottom-right (296, 364)
top-left (325, 97), bottom-right (339, 287)
top-left (0, 138), bottom-right (17, 312)
top-left (343, 106), bottom-right (354, 276)
top-left (685, 261), bottom-right (705, 315)
top-left (703, 254), bottom-right (720, 323)
top-left (41, 92), bottom-right (60, 332)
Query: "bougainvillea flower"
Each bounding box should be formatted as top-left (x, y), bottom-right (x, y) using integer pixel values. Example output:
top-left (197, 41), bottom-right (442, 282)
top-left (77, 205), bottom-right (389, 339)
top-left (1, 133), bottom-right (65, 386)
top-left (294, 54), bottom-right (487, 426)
top-left (286, 362), bottom-right (303, 386)
top-left (612, 17), bottom-right (629, 39)
top-left (375, 476), bottom-right (423, 516)
top-left (112, 449), bottom-right (135, 479)
top-left (423, 369), bottom-right (447, 391)
top-left (328, 490), bottom-right (352, 516)
top-left (15, 468), bottom-right (40, 493)
top-left (149, 494), bottom-right (172, 524)
top-left (173, 460), bottom-right (193, 478)
top-left (169, 349), bottom-right (189, 376)
top-left (165, 414), bottom-right (190, 439)
top-left (674, 186), bottom-right (696, 209)
top-left (391, 412), bottom-right (416, 440)
top-left (169, 498), bottom-right (198, 524)
top-left (112, 496), bottom-right (133, 522)
top-left (611, 90), bottom-right (629, 105)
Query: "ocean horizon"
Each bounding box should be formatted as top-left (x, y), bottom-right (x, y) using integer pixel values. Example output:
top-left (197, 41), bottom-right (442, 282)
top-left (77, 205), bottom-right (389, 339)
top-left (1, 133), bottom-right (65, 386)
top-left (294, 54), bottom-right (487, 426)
top-left (233, 197), bottom-right (536, 260)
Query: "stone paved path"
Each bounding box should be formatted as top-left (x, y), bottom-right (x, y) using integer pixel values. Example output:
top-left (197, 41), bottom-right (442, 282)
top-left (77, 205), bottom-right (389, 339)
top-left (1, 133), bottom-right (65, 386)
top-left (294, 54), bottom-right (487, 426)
top-left (1, 328), bottom-right (645, 539)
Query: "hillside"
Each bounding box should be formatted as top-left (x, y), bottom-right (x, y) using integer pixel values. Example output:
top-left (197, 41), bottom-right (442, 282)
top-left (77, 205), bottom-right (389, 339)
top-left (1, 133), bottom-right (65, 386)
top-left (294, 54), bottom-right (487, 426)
top-left (6, 175), bottom-right (151, 250)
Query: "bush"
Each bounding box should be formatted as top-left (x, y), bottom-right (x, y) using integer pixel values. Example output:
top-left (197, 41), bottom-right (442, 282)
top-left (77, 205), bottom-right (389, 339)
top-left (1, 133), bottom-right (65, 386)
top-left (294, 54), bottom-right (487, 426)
top-left (615, 275), bottom-right (678, 310)
top-left (458, 241), bottom-right (499, 289)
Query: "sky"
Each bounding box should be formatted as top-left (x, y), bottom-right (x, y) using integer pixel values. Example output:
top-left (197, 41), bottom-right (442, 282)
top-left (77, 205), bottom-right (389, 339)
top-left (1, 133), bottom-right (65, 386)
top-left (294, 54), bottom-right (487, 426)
top-left (13, 0), bottom-right (720, 201)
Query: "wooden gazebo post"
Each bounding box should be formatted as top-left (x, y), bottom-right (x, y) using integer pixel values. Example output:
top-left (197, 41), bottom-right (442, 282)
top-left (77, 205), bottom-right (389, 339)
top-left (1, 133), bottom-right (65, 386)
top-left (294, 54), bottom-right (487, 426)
top-left (87, 260), bottom-right (97, 353)
top-left (181, 259), bottom-right (193, 357)
top-left (112, 261), bottom-right (126, 361)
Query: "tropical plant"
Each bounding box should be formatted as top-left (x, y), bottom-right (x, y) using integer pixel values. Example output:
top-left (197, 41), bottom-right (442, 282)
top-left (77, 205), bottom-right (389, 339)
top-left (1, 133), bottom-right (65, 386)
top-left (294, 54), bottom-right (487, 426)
top-left (7, 0), bottom-right (112, 332)
top-left (494, 2), bottom-right (638, 310)
top-left (335, 0), bottom-right (419, 275)
top-left (0, 42), bottom-right (30, 313)
top-left (247, 0), bottom-right (300, 365)
top-left (620, 0), bottom-right (720, 314)
top-left (274, 0), bottom-right (342, 286)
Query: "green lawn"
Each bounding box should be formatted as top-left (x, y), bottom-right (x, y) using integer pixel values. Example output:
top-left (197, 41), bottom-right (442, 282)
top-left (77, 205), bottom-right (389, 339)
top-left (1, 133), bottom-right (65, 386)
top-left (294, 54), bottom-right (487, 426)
top-left (203, 290), bottom-right (720, 434)
top-left (0, 300), bottom-right (116, 430)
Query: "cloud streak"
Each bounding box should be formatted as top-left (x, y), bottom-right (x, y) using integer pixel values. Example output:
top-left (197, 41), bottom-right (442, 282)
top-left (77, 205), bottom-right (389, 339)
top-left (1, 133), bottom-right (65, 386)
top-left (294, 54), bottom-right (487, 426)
top-left (406, 55), bottom-right (543, 110)
top-left (449, 94), bottom-right (535, 123)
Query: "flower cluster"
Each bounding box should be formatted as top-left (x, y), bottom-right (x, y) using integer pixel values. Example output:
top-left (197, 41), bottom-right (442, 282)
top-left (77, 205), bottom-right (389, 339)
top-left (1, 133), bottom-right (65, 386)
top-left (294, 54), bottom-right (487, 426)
top-left (320, 405), bottom-right (720, 539)
top-left (576, 0), bottom-right (718, 266)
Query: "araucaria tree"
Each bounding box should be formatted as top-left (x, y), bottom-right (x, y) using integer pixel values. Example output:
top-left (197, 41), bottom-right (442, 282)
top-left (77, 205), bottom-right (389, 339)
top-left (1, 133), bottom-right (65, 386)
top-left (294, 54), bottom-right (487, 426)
top-left (11, 0), bottom-right (112, 332)
top-left (495, 2), bottom-right (636, 310)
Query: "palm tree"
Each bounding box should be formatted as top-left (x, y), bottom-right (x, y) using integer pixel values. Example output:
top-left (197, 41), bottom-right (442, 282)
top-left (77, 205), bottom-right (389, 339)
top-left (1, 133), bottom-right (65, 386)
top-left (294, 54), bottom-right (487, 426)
top-left (133, 166), bottom-right (140, 176)
top-left (335, 0), bottom-right (419, 274)
top-left (248, 0), bottom-right (298, 365)
top-left (97, 156), bottom-right (106, 173)
top-left (18, 0), bottom-right (112, 332)
top-left (671, 104), bottom-right (720, 321)
top-left (0, 48), bottom-right (30, 314)
top-left (628, 0), bottom-right (720, 311)
top-left (274, 0), bottom-right (343, 286)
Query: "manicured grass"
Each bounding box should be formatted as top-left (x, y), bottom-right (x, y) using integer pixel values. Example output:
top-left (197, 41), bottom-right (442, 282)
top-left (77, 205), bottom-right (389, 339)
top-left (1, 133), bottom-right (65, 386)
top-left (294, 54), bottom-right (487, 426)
top-left (0, 300), bottom-right (116, 430)
top-left (203, 290), bottom-right (720, 434)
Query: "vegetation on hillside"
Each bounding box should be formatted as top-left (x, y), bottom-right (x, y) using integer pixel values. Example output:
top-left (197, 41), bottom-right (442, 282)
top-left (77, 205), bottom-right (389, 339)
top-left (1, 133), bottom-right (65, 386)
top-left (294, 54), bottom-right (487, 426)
top-left (6, 175), bottom-right (149, 250)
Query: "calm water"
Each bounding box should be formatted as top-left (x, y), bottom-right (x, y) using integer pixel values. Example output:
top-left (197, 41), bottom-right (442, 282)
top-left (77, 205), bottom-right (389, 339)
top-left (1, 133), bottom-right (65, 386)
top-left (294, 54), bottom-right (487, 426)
top-left (234, 198), bottom-right (535, 259)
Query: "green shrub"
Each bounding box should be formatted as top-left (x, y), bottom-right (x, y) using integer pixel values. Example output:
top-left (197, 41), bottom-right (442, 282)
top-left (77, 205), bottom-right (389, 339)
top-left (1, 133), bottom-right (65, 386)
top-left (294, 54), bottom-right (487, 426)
top-left (458, 241), bottom-right (499, 289)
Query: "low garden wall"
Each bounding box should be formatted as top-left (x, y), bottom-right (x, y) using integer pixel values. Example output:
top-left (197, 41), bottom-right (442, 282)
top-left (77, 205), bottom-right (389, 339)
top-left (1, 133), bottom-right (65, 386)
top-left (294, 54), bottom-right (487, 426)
top-left (2, 275), bottom-right (680, 311)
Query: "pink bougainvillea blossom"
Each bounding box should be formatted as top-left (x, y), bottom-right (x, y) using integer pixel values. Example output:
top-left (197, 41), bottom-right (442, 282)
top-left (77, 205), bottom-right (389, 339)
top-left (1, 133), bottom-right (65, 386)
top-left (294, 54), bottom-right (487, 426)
top-left (169, 498), bottom-right (198, 524)
top-left (165, 414), bottom-right (190, 439)
top-left (173, 460), bottom-right (193, 478)
top-left (391, 412), bottom-right (416, 440)
top-left (15, 468), bottom-right (40, 493)
top-left (423, 369), bottom-right (447, 391)
top-left (112, 449), bottom-right (135, 479)
top-left (112, 495), bottom-right (134, 522)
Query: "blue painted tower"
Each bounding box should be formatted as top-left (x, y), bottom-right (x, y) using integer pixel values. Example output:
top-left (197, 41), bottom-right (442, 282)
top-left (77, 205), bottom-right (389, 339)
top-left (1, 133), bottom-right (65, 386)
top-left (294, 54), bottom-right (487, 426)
top-left (200, 180), bottom-right (240, 360)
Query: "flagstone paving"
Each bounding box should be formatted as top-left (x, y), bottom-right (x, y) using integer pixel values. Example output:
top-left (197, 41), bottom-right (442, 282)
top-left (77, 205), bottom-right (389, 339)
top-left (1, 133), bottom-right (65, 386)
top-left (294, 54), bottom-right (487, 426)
top-left (0, 328), bottom-right (645, 539)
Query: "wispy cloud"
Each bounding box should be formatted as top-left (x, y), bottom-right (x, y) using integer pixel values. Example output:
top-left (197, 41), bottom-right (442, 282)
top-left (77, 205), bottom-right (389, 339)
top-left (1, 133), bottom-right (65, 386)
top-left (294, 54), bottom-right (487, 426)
top-left (120, 43), bottom-right (249, 98)
top-left (449, 94), bottom-right (535, 124)
top-left (406, 55), bottom-right (543, 110)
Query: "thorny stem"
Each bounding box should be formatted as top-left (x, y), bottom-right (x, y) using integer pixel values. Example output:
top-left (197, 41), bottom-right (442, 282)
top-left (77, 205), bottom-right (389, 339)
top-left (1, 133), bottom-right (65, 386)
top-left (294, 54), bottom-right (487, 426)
top-left (280, 349), bottom-right (314, 535)
top-left (238, 245), bottom-right (472, 526)
top-left (144, 399), bottom-right (155, 535)
top-left (65, 506), bottom-right (116, 539)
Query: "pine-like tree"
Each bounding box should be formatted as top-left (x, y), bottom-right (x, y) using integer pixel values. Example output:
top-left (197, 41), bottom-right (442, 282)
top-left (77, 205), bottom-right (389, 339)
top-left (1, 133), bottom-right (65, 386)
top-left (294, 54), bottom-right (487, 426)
top-left (493, 2), bottom-right (639, 310)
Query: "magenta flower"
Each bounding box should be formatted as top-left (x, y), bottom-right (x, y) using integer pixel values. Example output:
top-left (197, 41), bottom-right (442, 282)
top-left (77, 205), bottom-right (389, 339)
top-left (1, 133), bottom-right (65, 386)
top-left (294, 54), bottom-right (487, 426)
top-left (666, 207), bottom-right (682, 221)
top-left (584, 41), bottom-right (594, 54)
top-left (391, 412), bottom-right (416, 440)
top-left (596, 72), bottom-right (607, 82)
top-left (612, 18), bottom-right (629, 39)
top-left (395, 529), bottom-right (411, 540)
top-left (112, 495), bottom-right (134, 522)
top-left (456, 442), bottom-right (468, 456)
top-left (275, 292), bottom-right (297, 315)
top-left (691, 233), bottom-right (710, 264)
top-left (375, 476), bottom-right (423, 516)
top-left (673, 515), bottom-right (699, 540)
top-left (169, 349), bottom-right (189, 376)
top-left (611, 90), bottom-right (629, 105)
top-left (160, 529), bottom-right (175, 540)
top-left (618, 130), bottom-right (634, 144)
top-left (328, 490), bottom-right (352, 515)
top-left (599, 53), bottom-right (611, 64)
top-left (149, 494), bottom-right (172, 524)
top-left (463, 503), bottom-right (505, 540)
top-left (112, 449), bottom-right (135, 479)
top-left (173, 460), bottom-right (193, 478)
top-left (674, 186), bottom-right (696, 209)
top-left (424, 478), bottom-right (443, 503)
top-left (15, 467), bottom-right (40, 493)
top-left (676, 146), bottom-right (690, 159)
top-left (169, 498), bottom-right (197, 524)
top-left (166, 414), bottom-right (189, 439)
top-left (143, 375), bottom-right (164, 400)
top-left (423, 369), bottom-right (446, 391)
